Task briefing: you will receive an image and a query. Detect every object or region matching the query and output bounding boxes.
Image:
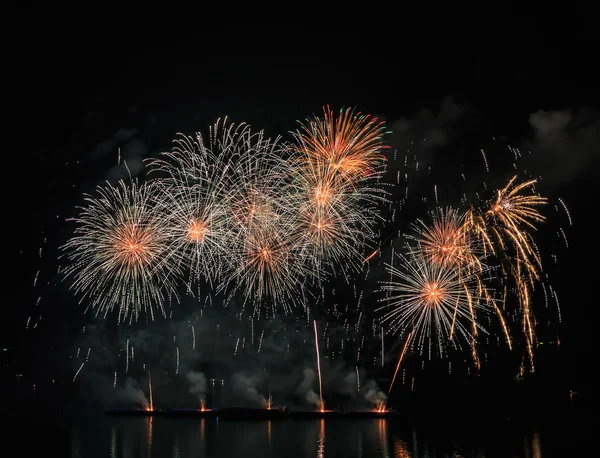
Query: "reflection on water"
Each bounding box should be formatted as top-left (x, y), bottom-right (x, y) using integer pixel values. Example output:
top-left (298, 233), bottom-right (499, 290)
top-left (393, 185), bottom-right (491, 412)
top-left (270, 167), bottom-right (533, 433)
top-left (61, 413), bottom-right (585, 457)
top-left (317, 418), bottom-right (325, 458)
top-left (147, 418), bottom-right (153, 457)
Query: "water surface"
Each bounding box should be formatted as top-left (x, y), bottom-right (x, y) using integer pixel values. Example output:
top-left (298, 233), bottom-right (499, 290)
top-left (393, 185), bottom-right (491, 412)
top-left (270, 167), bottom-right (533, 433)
top-left (16, 406), bottom-right (589, 457)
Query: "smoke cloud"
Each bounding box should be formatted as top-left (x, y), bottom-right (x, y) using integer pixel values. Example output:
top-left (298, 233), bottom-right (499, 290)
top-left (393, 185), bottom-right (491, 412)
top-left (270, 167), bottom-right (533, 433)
top-left (116, 377), bottom-right (149, 408)
top-left (186, 371), bottom-right (207, 401)
top-left (525, 107), bottom-right (600, 185)
top-left (231, 372), bottom-right (267, 407)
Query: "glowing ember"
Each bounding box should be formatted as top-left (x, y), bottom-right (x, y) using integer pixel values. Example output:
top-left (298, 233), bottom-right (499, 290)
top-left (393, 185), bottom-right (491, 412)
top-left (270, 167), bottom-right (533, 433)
top-left (187, 218), bottom-right (207, 242)
top-left (114, 223), bottom-right (155, 268)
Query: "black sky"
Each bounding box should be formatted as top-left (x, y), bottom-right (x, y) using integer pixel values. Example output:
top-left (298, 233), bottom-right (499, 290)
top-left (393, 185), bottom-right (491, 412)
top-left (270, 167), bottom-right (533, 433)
top-left (9, 20), bottom-right (600, 409)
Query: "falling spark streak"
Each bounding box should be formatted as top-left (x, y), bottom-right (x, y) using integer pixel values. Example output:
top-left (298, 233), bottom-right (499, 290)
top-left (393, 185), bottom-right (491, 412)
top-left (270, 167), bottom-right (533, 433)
top-left (126, 339), bottom-right (129, 373)
top-left (258, 330), bottom-right (264, 353)
top-left (558, 198), bottom-right (572, 225)
top-left (387, 331), bottom-right (413, 397)
top-left (313, 320), bottom-right (324, 411)
top-left (559, 228), bottom-right (568, 248)
top-left (481, 149), bottom-right (489, 172)
top-left (363, 249), bottom-right (379, 263)
top-left (381, 330), bottom-right (385, 367)
top-left (73, 362), bottom-right (85, 382)
top-left (191, 325), bottom-right (196, 350)
top-left (176, 346), bottom-right (179, 375)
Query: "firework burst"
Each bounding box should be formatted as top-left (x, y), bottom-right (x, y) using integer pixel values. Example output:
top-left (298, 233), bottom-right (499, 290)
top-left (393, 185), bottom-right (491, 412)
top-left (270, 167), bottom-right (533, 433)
top-left (467, 176), bottom-right (547, 279)
top-left (289, 106), bottom-right (391, 278)
top-left (377, 245), bottom-right (489, 361)
top-left (293, 105), bottom-right (390, 186)
top-left (61, 179), bottom-right (180, 322)
top-left (146, 129), bottom-right (234, 291)
top-left (465, 176), bottom-right (548, 370)
top-left (408, 206), bottom-right (483, 272)
top-left (212, 121), bottom-right (309, 316)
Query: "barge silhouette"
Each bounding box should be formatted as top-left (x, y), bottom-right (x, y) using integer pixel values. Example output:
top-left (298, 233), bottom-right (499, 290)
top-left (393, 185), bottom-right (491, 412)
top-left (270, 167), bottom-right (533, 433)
top-left (105, 407), bottom-right (399, 419)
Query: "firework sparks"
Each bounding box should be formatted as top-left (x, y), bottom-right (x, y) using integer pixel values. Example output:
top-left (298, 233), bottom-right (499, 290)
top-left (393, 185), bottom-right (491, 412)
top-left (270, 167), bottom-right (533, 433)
top-left (146, 128), bottom-right (235, 290)
top-left (215, 121), bottom-right (310, 316)
top-left (409, 207), bottom-right (482, 271)
top-left (465, 176), bottom-right (548, 371)
top-left (289, 106), bottom-right (391, 277)
top-left (293, 105), bottom-right (390, 185)
top-left (377, 246), bottom-right (489, 358)
top-left (61, 179), bottom-right (180, 322)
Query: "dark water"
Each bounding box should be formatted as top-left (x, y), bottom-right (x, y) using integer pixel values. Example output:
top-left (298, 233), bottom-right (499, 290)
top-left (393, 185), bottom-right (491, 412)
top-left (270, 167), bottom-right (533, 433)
top-left (15, 406), bottom-right (590, 457)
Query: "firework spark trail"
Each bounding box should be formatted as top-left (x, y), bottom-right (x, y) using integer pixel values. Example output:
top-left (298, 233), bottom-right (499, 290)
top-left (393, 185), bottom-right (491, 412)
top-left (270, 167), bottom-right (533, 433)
top-left (60, 178), bottom-right (181, 322)
top-left (148, 368), bottom-right (153, 411)
top-left (73, 362), bottom-right (85, 382)
top-left (387, 330), bottom-right (413, 398)
top-left (313, 320), bottom-right (324, 411)
top-left (381, 330), bottom-right (384, 367)
top-left (558, 198), bottom-right (572, 225)
top-left (481, 149), bottom-right (489, 173)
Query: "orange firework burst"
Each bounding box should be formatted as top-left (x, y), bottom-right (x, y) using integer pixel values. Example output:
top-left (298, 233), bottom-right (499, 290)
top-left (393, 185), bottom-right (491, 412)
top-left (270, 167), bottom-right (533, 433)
top-left (467, 176), bottom-right (547, 273)
top-left (112, 222), bottom-right (157, 268)
top-left (378, 246), bottom-right (489, 360)
top-left (289, 106), bottom-right (391, 277)
top-left (61, 180), bottom-right (179, 322)
top-left (225, 222), bottom-right (308, 317)
top-left (293, 105), bottom-right (390, 186)
top-left (464, 175), bottom-right (549, 371)
top-left (186, 218), bottom-right (207, 242)
top-left (409, 207), bottom-right (482, 271)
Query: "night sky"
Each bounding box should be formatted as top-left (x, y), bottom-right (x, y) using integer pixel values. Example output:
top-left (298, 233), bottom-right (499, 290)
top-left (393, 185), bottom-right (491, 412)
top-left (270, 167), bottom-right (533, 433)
top-left (8, 21), bottom-right (599, 415)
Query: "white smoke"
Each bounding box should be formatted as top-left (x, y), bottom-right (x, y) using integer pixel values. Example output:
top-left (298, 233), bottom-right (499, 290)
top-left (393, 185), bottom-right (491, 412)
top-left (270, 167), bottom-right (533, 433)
top-left (186, 371), bottom-right (207, 401)
top-left (362, 379), bottom-right (387, 408)
top-left (231, 372), bottom-right (267, 407)
top-left (297, 368), bottom-right (321, 408)
top-left (117, 377), bottom-right (149, 408)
